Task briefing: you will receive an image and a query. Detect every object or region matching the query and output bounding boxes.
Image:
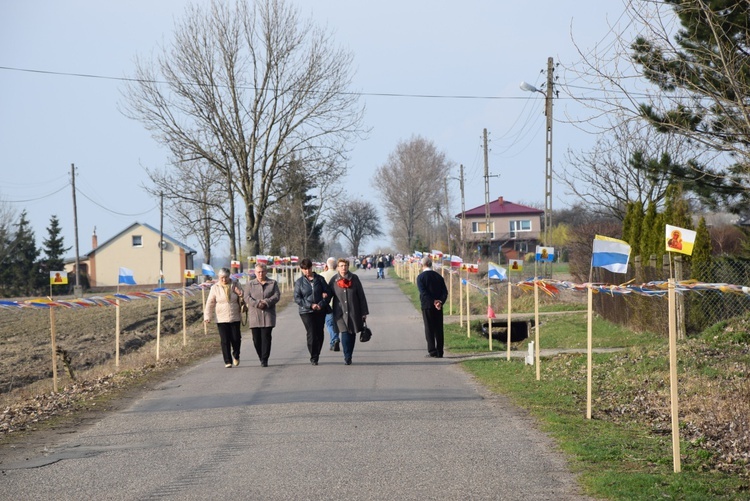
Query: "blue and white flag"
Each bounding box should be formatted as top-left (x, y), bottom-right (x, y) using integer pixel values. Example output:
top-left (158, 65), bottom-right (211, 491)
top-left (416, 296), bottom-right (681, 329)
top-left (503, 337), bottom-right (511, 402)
top-left (535, 246), bottom-right (555, 263)
top-left (414, 250), bottom-right (423, 258)
top-left (201, 263), bottom-right (216, 277)
top-left (487, 262), bottom-right (507, 280)
top-left (592, 235), bottom-right (631, 274)
top-left (118, 267), bottom-right (136, 285)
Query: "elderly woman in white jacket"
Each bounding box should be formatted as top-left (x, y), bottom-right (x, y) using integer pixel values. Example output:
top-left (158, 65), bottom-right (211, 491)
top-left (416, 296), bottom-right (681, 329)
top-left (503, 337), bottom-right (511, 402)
top-left (204, 267), bottom-right (244, 368)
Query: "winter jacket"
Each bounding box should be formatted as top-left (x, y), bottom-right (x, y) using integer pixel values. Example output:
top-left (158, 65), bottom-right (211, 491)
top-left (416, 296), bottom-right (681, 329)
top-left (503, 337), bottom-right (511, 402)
top-left (293, 273), bottom-right (332, 315)
top-left (416, 269), bottom-right (448, 310)
top-left (204, 281), bottom-right (242, 323)
top-left (329, 272), bottom-right (369, 334)
top-left (242, 278), bottom-right (281, 328)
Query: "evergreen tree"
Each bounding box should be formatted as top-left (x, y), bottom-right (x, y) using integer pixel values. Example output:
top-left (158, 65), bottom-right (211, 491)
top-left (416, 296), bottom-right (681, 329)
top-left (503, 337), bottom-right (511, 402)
top-left (42, 215), bottom-right (71, 291)
top-left (623, 201), bottom-right (644, 258)
top-left (632, 0), bottom-right (750, 210)
top-left (6, 211), bottom-right (41, 296)
top-left (640, 202), bottom-right (658, 258)
top-left (692, 217), bottom-right (711, 267)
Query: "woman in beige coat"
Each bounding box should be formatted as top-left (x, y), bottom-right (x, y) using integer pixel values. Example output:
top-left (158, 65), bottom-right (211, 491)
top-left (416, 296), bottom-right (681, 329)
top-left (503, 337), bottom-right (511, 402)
top-left (203, 267), bottom-right (243, 368)
top-left (242, 263), bottom-right (281, 367)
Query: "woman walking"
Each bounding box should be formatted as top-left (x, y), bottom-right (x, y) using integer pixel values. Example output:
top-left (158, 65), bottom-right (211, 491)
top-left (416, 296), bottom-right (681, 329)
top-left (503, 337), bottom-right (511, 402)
top-left (243, 263), bottom-right (281, 367)
top-left (203, 267), bottom-right (243, 368)
top-left (293, 258), bottom-right (332, 365)
top-left (329, 258), bottom-right (369, 365)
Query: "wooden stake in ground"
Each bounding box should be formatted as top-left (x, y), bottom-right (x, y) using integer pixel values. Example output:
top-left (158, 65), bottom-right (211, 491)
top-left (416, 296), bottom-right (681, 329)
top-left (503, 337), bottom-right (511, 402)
top-left (668, 277), bottom-right (682, 472)
top-left (487, 275), bottom-right (493, 352)
top-left (459, 267), bottom-right (464, 328)
top-left (534, 267), bottom-right (541, 381)
top-left (466, 269), bottom-right (471, 338)
top-left (202, 287), bottom-right (208, 335)
top-left (156, 295), bottom-right (162, 361)
top-left (115, 298), bottom-right (121, 367)
top-left (506, 280), bottom-right (512, 361)
top-left (448, 267), bottom-right (453, 316)
top-left (586, 284), bottom-right (593, 419)
top-left (182, 274), bottom-right (187, 347)
top-left (49, 306), bottom-right (58, 392)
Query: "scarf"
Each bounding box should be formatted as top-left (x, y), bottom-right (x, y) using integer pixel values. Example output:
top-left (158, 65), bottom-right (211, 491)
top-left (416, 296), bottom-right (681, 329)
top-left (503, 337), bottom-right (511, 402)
top-left (336, 276), bottom-right (352, 289)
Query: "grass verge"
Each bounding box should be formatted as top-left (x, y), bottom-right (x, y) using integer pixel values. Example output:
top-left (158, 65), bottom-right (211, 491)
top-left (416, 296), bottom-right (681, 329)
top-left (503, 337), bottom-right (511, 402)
top-left (396, 270), bottom-right (750, 500)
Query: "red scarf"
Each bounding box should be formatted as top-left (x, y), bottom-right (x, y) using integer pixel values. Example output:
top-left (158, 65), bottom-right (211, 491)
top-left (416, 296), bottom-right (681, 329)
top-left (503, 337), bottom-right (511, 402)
top-left (337, 277), bottom-right (352, 289)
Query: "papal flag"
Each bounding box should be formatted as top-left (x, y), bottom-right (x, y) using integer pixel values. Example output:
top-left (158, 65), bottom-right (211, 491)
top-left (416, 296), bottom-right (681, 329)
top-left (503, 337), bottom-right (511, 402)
top-left (118, 267), bottom-right (137, 285)
top-left (487, 262), bottom-right (507, 280)
top-left (201, 263), bottom-right (216, 277)
top-left (184, 269), bottom-right (196, 279)
top-left (509, 259), bottom-right (524, 272)
top-left (665, 224), bottom-right (697, 256)
top-left (535, 246), bottom-right (555, 263)
top-left (592, 235), bottom-right (631, 274)
top-left (50, 271), bottom-right (68, 285)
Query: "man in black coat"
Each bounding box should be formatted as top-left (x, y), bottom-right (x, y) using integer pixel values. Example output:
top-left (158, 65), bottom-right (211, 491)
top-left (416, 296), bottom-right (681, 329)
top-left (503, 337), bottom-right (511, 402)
top-left (416, 256), bottom-right (449, 358)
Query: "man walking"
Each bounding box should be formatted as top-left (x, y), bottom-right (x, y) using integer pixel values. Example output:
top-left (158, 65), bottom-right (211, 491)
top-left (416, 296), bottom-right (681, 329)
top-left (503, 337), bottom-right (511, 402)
top-left (416, 256), bottom-right (448, 358)
top-left (320, 257), bottom-right (340, 351)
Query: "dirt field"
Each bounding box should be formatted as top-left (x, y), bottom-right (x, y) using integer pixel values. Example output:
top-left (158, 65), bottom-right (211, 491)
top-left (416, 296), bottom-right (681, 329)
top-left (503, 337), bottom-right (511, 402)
top-left (0, 295), bottom-right (205, 395)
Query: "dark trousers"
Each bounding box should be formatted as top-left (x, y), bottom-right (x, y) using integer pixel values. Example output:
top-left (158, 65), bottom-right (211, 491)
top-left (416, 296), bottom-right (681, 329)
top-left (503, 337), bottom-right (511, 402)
top-left (421, 308), bottom-right (444, 357)
top-left (300, 312), bottom-right (326, 362)
top-left (217, 321), bottom-right (241, 364)
top-left (251, 327), bottom-right (273, 363)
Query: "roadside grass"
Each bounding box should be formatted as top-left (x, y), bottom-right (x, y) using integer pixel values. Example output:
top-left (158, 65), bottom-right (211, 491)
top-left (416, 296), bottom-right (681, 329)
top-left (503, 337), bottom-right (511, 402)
top-left (395, 271), bottom-right (750, 500)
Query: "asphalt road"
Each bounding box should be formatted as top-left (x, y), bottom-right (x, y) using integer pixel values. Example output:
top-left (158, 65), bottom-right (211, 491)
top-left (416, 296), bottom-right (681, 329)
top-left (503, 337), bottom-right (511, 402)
top-left (2, 270), bottom-right (592, 500)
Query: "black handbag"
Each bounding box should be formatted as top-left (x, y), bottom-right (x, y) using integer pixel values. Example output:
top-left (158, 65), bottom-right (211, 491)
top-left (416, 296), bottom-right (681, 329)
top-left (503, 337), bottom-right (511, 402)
top-left (359, 322), bottom-right (372, 342)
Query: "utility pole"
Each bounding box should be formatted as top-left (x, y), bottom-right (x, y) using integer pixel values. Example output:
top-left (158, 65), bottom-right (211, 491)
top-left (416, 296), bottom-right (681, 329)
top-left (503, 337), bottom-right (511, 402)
top-left (543, 56), bottom-right (554, 248)
top-left (459, 164), bottom-right (465, 257)
top-left (70, 164), bottom-right (82, 297)
top-left (483, 128), bottom-right (491, 261)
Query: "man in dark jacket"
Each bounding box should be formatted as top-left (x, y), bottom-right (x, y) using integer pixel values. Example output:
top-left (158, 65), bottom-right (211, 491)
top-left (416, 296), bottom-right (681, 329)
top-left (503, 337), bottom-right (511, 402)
top-left (416, 256), bottom-right (449, 358)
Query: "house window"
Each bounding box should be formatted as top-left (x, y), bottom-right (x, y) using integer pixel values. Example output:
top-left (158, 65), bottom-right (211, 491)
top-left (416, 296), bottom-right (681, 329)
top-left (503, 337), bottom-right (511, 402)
top-left (514, 241), bottom-right (529, 254)
top-left (132, 235), bottom-right (143, 247)
top-left (471, 221), bottom-right (495, 239)
top-left (509, 220), bottom-right (532, 237)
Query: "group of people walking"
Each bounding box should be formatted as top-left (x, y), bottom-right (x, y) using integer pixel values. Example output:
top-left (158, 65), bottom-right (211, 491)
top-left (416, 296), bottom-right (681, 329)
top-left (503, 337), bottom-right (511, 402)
top-left (203, 264), bottom-right (281, 368)
top-left (203, 255), bottom-right (447, 367)
top-left (203, 257), bottom-right (370, 368)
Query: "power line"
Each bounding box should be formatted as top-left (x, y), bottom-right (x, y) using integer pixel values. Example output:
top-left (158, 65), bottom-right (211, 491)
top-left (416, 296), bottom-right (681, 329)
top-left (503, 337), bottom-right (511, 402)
top-left (4, 184), bottom-right (69, 203)
top-left (0, 64), bottom-right (616, 101)
top-left (75, 187), bottom-right (158, 217)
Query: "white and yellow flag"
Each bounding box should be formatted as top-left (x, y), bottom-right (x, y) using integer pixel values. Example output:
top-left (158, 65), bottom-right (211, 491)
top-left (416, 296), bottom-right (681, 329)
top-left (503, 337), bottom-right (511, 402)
top-left (665, 224), bottom-right (696, 256)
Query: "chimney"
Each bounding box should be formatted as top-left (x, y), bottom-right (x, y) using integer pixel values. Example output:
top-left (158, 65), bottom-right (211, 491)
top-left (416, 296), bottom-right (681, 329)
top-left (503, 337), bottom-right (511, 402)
top-left (497, 196), bottom-right (504, 205)
top-left (92, 227), bottom-right (98, 250)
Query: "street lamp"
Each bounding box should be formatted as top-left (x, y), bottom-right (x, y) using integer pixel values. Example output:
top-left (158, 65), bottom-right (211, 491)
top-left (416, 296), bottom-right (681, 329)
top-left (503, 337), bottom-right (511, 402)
top-left (520, 57), bottom-right (554, 257)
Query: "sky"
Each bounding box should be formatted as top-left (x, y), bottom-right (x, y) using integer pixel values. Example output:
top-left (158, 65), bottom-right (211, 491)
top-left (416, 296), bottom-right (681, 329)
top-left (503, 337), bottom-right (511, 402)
top-left (0, 1), bottom-right (630, 261)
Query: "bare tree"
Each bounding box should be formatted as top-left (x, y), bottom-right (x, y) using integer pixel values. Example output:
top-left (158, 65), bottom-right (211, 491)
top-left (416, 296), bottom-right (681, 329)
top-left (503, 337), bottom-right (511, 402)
top-left (560, 120), bottom-right (685, 220)
top-left (121, 0), bottom-right (365, 256)
top-left (144, 160), bottom-right (230, 265)
top-left (374, 136), bottom-right (453, 251)
top-left (327, 199), bottom-right (382, 256)
top-left (561, 0), bottom-right (750, 209)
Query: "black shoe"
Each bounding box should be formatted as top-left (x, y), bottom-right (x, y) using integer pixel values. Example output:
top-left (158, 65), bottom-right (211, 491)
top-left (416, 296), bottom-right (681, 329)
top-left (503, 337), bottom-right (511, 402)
top-left (311, 360), bottom-right (318, 366)
top-left (345, 358), bottom-right (352, 365)
top-left (333, 340), bottom-right (340, 352)
top-left (261, 360), bottom-right (268, 367)
top-left (425, 353), bottom-right (437, 358)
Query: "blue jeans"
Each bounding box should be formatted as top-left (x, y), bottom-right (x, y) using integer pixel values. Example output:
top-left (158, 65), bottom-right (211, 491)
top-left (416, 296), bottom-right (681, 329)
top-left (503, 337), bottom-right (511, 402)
top-left (340, 331), bottom-right (356, 361)
top-left (325, 313), bottom-right (339, 347)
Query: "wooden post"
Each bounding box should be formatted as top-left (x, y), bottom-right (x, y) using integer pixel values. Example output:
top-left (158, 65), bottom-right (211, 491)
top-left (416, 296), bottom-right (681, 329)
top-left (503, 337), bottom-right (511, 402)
top-left (506, 280), bottom-right (512, 361)
top-left (459, 268), bottom-right (464, 327)
top-left (586, 285), bottom-right (593, 419)
top-left (674, 255), bottom-right (685, 340)
top-left (156, 295), bottom-right (162, 360)
top-left (668, 278), bottom-right (682, 472)
top-left (466, 270), bottom-right (471, 338)
top-left (115, 299), bottom-right (121, 367)
top-left (202, 288), bottom-right (207, 335)
top-left (182, 282), bottom-right (187, 347)
top-left (50, 307), bottom-right (58, 392)
top-left (534, 268), bottom-right (541, 381)
top-left (448, 268), bottom-right (453, 316)
top-left (488, 279), bottom-right (493, 352)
